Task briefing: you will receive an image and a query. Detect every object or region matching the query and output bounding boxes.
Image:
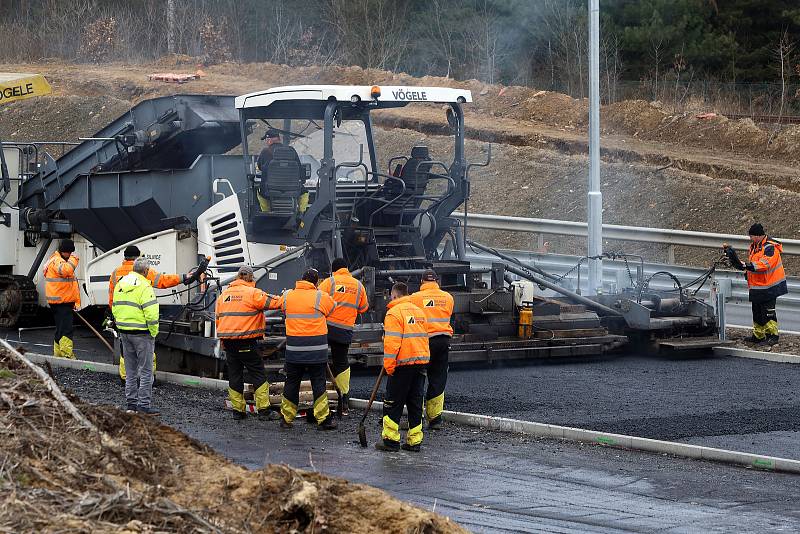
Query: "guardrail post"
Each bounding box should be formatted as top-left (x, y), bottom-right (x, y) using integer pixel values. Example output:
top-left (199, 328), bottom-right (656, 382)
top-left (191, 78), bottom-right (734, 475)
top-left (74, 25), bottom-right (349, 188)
top-left (713, 277), bottom-right (732, 340)
top-left (667, 244), bottom-right (676, 264)
top-left (616, 268), bottom-right (629, 289)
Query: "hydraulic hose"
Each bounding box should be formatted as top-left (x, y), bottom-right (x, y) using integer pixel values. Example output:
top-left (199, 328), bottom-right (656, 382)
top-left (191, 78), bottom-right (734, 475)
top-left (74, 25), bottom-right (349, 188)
top-left (466, 240), bottom-right (560, 282)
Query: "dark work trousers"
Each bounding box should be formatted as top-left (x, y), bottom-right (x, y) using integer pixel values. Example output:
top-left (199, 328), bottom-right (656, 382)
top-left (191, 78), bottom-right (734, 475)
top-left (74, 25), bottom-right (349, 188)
top-left (751, 298), bottom-right (779, 339)
top-left (383, 365), bottom-right (427, 445)
top-left (51, 303), bottom-right (74, 344)
top-left (282, 361), bottom-right (329, 423)
top-left (425, 335), bottom-right (450, 420)
top-left (224, 339), bottom-right (267, 397)
top-left (329, 340), bottom-right (351, 394)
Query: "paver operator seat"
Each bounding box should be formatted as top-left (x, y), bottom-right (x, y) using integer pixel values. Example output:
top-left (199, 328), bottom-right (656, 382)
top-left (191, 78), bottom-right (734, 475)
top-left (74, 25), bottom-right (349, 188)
top-left (364, 145), bottom-right (433, 227)
top-left (259, 145), bottom-right (305, 217)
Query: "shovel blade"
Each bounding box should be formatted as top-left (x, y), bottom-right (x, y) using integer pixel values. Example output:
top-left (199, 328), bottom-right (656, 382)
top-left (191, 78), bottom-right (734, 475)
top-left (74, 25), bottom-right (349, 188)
top-left (358, 423), bottom-right (368, 447)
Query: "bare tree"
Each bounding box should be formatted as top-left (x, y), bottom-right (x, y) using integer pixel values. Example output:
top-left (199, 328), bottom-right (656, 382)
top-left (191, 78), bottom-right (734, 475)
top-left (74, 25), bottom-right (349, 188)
top-left (537, 0), bottom-right (585, 95)
top-left (167, 0), bottom-right (176, 55)
top-left (649, 37), bottom-right (664, 101)
top-left (324, 0), bottom-right (409, 71)
top-left (775, 30), bottom-right (796, 123)
top-left (601, 31), bottom-right (622, 104)
top-left (431, 0), bottom-right (455, 77)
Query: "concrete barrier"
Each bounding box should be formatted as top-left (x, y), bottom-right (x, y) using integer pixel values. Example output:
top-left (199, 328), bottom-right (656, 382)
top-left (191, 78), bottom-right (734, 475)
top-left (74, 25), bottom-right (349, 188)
top-left (714, 346), bottom-right (800, 364)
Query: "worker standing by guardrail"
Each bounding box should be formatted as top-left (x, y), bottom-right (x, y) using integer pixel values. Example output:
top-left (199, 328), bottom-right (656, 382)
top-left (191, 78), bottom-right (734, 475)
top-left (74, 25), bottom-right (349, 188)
top-left (724, 223), bottom-right (788, 345)
top-left (411, 269), bottom-right (454, 430)
top-left (318, 258), bottom-right (369, 416)
top-left (43, 239), bottom-right (79, 359)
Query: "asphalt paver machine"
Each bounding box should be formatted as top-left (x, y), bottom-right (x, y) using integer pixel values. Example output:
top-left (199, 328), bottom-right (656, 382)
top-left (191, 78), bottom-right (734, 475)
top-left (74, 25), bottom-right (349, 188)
top-left (2, 86), bottom-right (722, 374)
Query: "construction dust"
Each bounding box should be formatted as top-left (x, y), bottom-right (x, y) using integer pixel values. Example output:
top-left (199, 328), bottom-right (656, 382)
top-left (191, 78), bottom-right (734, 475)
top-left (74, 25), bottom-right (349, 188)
top-left (0, 346), bottom-right (465, 534)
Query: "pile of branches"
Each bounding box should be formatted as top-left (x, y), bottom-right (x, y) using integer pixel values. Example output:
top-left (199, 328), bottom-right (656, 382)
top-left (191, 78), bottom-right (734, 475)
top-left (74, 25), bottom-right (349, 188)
top-left (0, 343), bottom-right (465, 533)
top-left (0, 347), bottom-right (221, 533)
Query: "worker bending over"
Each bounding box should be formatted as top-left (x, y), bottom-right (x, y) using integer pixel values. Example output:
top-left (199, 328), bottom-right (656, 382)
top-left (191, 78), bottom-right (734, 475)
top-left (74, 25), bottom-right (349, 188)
top-left (411, 269), bottom-right (454, 429)
top-left (43, 239), bottom-right (80, 359)
top-left (112, 258), bottom-right (160, 415)
top-left (377, 282), bottom-right (430, 452)
top-left (724, 223), bottom-right (788, 345)
top-left (215, 266), bottom-right (280, 421)
top-left (318, 258), bottom-right (369, 415)
top-left (109, 245), bottom-right (192, 381)
top-left (269, 268), bottom-right (338, 430)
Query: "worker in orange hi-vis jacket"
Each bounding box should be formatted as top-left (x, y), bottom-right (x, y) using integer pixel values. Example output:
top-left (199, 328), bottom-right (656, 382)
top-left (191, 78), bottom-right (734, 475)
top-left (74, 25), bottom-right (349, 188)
top-left (376, 282), bottom-right (430, 453)
top-left (267, 268), bottom-right (338, 430)
top-left (215, 265), bottom-right (282, 421)
top-left (411, 269), bottom-right (454, 429)
top-left (43, 239), bottom-right (80, 359)
top-left (317, 257), bottom-right (369, 415)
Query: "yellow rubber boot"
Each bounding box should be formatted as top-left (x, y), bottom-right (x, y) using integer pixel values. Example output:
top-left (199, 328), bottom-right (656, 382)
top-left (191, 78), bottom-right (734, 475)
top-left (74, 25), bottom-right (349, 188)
top-left (53, 342), bottom-right (63, 358)
top-left (313, 392), bottom-right (330, 424)
top-left (59, 337), bottom-right (75, 360)
top-left (334, 367), bottom-right (351, 395)
top-left (253, 382), bottom-right (270, 412)
top-left (281, 396), bottom-right (298, 425)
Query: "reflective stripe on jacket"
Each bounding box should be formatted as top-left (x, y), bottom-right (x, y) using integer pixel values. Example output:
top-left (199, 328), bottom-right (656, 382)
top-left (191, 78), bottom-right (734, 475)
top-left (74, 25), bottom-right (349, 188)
top-left (269, 280), bottom-right (336, 363)
top-left (747, 237), bottom-right (788, 303)
top-left (215, 279), bottom-right (272, 339)
top-left (383, 296), bottom-right (430, 375)
top-left (318, 268), bottom-right (369, 344)
top-left (43, 252), bottom-right (80, 307)
top-left (108, 260), bottom-right (182, 306)
top-left (411, 281), bottom-right (454, 337)
top-left (112, 272), bottom-right (159, 337)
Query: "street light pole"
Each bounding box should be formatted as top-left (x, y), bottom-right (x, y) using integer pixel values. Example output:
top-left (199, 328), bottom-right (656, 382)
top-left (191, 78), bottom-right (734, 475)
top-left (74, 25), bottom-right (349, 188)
top-left (587, 0), bottom-right (603, 294)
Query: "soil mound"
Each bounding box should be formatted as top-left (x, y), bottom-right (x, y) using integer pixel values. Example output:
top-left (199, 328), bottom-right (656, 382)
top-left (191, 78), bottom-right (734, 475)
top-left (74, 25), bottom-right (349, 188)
top-left (0, 95), bottom-right (132, 142)
top-left (0, 346), bottom-right (465, 534)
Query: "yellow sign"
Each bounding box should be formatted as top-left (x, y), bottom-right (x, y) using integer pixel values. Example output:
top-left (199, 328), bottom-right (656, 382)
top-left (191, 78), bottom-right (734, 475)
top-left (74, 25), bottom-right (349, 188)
top-left (0, 73), bottom-right (52, 105)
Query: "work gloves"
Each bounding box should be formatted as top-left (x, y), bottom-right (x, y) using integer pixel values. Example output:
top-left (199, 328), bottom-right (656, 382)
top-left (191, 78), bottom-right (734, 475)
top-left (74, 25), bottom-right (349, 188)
top-left (723, 245), bottom-right (746, 270)
top-left (182, 256), bottom-right (211, 285)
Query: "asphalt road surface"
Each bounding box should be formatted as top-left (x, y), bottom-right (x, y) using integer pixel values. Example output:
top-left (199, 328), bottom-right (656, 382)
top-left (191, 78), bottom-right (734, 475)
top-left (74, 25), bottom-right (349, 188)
top-left (53, 367), bottom-right (800, 533)
top-left (349, 353), bottom-right (800, 459)
top-left (9, 326), bottom-right (800, 459)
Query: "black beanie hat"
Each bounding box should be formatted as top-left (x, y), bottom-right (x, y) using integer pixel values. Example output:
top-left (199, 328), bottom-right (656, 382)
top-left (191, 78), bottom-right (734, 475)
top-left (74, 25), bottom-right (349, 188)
top-left (58, 239), bottom-right (75, 253)
top-left (748, 223), bottom-right (765, 236)
top-left (123, 245), bottom-right (141, 259)
top-left (421, 269), bottom-right (438, 282)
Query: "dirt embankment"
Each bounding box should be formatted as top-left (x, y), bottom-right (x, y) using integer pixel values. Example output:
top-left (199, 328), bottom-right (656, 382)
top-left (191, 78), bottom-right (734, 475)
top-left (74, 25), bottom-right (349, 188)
top-left (0, 347), bottom-right (464, 534)
top-left (3, 59), bottom-right (800, 168)
top-left (374, 127), bottom-right (800, 270)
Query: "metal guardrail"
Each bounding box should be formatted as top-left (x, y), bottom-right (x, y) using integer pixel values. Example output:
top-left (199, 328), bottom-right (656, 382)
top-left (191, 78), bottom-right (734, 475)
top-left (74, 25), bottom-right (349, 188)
top-left (457, 212), bottom-right (800, 257)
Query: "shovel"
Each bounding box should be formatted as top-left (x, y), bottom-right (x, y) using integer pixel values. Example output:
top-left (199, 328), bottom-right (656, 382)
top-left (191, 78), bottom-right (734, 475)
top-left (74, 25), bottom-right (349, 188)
top-left (358, 367), bottom-right (385, 448)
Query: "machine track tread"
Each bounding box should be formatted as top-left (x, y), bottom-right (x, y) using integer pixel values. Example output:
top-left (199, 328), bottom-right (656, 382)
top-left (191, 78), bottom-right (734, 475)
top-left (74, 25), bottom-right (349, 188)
top-left (0, 275), bottom-right (39, 328)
